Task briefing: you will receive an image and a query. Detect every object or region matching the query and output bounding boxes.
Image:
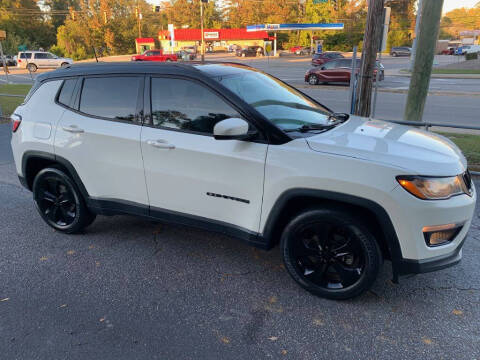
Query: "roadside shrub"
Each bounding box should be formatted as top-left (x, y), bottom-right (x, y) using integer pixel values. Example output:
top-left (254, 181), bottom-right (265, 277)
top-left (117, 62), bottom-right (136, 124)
top-left (465, 52), bottom-right (478, 60)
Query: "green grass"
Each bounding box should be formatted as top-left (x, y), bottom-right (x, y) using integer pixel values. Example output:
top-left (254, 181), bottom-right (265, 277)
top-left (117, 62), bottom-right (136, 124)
top-left (0, 84), bottom-right (31, 117)
top-left (437, 132), bottom-right (480, 169)
top-left (431, 69), bottom-right (480, 75)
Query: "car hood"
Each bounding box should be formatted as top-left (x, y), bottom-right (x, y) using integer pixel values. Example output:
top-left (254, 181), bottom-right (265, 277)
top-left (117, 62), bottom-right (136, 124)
top-left (306, 116), bottom-right (467, 176)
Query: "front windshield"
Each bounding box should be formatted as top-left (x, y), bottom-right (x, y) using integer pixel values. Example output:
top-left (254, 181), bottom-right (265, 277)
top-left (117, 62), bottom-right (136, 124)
top-left (213, 70), bottom-right (332, 130)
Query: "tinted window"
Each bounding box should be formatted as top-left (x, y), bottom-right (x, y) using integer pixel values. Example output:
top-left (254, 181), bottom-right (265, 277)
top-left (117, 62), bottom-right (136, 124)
top-left (34, 53), bottom-right (47, 59)
top-left (323, 61), bottom-right (337, 69)
top-left (58, 79), bottom-right (77, 107)
top-left (151, 78), bottom-right (241, 134)
top-left (214, 69), bottom-right (331, 131)
top-left (20, 52), bottom-right (32, 59)
top-left (80, 77), bottom-right (140, 121)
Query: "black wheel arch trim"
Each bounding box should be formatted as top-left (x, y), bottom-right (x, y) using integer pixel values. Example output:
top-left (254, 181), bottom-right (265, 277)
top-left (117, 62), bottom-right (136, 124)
top-left (261, 188), bottom-right (405, 281)
top-left (21, 151), bottom-right (90, 202)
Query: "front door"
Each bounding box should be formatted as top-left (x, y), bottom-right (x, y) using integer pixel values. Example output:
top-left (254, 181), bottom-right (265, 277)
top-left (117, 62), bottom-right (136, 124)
top-left (141, 76), bottom-right (268, 234)
top-left (54, 75), bottom-right (149, 212)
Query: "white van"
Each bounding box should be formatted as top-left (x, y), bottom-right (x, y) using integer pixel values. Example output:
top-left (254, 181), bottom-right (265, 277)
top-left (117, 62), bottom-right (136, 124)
top-left (461, 45), bottom-right (480, 55)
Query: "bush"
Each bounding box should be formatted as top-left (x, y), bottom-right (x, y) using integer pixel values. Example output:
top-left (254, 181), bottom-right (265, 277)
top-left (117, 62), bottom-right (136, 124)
top-left (465, 52), bottom-right (478, 60)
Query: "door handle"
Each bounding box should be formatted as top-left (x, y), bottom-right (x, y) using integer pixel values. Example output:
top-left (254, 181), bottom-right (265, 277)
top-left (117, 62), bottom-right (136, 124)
top-left (147, 139), bottom-right (175, 150)
top-left (62, 125), bottom-right (84, 134)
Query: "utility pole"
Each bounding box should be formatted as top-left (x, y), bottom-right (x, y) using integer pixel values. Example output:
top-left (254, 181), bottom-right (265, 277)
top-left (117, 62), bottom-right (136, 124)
top-left (354, 0), bottom-right (385, 117)
top-left (409, 0), bottom-right (423, 72)
top-left (200, 0), bottom-right (205, 62)
top-left (403, 0), bottom-right (444, 122)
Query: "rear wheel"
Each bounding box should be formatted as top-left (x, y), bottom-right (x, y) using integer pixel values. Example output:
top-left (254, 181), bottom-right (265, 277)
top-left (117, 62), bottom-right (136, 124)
top-left (60, 62), bottom-right (69, 68)
top-left (27, 63), bottom-right (37, 72)
top-left (392, 52), bottom-right (397, 57)
top-left (308, 74), bottom-right (319, 85)
top-left (281, 208), bottom-right (381, 300)
top-left (241, 53), bottom-right (246, 58)
top-left (33, 168), bottom-right (96, 234)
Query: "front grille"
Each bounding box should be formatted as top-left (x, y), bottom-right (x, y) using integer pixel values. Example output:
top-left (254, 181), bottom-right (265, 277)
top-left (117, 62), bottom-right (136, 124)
top-left (463, 170), bottom-right (472, 192)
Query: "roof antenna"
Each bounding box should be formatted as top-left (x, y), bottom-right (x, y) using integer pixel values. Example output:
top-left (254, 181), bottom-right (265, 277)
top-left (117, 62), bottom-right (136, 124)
top-left (93, 47), bottom-right (98, 62)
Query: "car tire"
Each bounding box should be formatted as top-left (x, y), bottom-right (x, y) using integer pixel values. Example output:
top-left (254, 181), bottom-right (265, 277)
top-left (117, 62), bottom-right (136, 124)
top-left (392, 52), bottom-right (397, 57)
top-left (60, 62), bottom-right (69, 68)
top-left (308, 74), bottom-right (319, 85)
top-left (32, 167), bottom-right (96, 234)
top-left (166, 59), bottom-right (172, 62)
top-left (27, 63), bottom-right (37, 72)
top-left (241, 53), bottom-right (246, 57)
top-left (281, 208), bottom-right (382, 300)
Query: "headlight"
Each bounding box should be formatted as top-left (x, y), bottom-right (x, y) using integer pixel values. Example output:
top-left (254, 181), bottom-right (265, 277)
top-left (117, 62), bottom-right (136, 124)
top-left (396, 174), bottom-right (471, 200)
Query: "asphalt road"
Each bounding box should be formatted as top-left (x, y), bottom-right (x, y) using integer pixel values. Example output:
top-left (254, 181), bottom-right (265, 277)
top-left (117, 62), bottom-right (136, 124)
top-left (0, 122), bottom-right (479, 359)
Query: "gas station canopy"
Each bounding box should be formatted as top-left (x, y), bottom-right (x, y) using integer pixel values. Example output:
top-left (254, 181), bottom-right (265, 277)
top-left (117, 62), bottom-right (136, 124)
top-left (246, 23), bottom-right (344, 32)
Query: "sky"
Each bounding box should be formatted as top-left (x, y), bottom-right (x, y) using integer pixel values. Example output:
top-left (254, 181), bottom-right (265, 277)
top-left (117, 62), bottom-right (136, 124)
top-left (443, 0), bottom-right (478, 13)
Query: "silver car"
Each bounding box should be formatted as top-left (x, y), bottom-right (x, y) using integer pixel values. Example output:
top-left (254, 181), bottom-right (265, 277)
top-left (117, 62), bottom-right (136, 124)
top-left (17, 51), bottom-right (73, 72)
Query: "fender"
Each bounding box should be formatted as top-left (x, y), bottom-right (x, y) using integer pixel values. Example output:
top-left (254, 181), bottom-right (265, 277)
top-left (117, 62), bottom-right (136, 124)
top-left (21, 150), bottom-right (90, 200)
top-left (261, 188), bottom-right (404, 282)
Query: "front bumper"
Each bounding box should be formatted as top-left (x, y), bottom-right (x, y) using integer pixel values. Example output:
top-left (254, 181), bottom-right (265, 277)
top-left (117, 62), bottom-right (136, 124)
top-left (396, 232), bottom-right (466, 276)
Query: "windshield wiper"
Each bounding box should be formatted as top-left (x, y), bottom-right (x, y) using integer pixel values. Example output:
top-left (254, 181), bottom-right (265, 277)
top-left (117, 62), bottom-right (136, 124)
top-left (284, 123), bottom-right (337, 133)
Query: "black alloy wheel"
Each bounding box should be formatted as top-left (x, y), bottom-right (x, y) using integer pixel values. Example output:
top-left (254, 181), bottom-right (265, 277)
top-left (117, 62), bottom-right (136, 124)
top-left (308, 74), bottom-right (319, 85)
top-left (281, 209), bottom-right (381, 300)
top-left (33, 168), bottom-right (96, 233)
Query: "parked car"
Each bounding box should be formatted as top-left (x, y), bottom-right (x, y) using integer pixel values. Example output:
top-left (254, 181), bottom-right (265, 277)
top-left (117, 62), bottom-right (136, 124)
top-left (10, 62), bottom-right (476, 300)
top-left (236, 46), bottom-right (264, 57)
top-left (176, 50), bottom-right (196, 61)
top-left (311, 52), bottom-right (344, 66)
top-left (0, 55), bottom-right (17, 67)
top-left (17, 51), bottom-right (73, 72)
top-left (289, 45), bottom-right (303, 53)
top-left (131, 50), bottom-right (177, 62)
top-left (460, 45), bottom-right (480, 55)
top-left (390, 47), bottom-right (411, 57)
top-left (295, 47), bottom-right (312, 55)
top-left (306, 58), bottom-right (384, 85)
top-left (441, 47), bottom-right (456, 55)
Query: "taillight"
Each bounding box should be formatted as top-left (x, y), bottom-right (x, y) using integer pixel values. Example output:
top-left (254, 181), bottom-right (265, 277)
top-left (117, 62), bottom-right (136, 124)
top-left (11, 114), bottom-right (22, 133)
top-left (18, 59), bottom-right (21, 63)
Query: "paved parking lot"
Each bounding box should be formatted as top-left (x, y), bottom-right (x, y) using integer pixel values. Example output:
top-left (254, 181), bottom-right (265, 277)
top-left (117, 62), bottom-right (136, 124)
top-left (0, 122), bottom-right (479, 359)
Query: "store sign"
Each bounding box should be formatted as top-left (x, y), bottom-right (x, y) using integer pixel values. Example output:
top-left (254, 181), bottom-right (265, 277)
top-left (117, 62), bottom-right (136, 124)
top-left (204, 32), bottom-right (219, 39)
top-left (266, 24), bottom-right (280, 30)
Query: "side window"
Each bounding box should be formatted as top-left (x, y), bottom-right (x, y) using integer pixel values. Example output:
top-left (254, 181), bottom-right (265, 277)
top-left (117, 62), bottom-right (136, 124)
top-left (57, 79), bottom-right (77, 107)
top-left (151, 78), bottom-right (242, 135)
top-left (20, 52), bottom-right (32, 59)
top-left (79, 77), bottom-right (140, 121)
top-left (323, 61), bottom-right (336, 69)
top-left (34, 53), bottom-right (47, 59)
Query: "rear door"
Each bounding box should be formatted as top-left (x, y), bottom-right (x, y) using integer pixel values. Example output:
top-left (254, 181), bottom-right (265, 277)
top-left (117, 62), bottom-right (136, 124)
top-left (54, 75), bottom-right (149, 212)
top-left (34, 53), bottom-right (48, 68)
top-left (140, 76), bottom-right (268, 234)
top-left (320, 60), bottom-right (340, 82)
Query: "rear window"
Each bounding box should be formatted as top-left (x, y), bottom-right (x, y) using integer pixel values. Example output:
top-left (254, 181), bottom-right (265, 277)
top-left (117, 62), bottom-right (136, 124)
top-left (20, 52), bottom-right (32, 59)
top-left (57, 79), bottom-right (77, 107)
top-left (79, 77), bottom-right (140, 121)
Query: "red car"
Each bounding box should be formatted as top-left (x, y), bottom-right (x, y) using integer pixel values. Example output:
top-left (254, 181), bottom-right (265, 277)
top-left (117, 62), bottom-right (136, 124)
top-left (311, 52), bottom-right (344, 66)
top-left (131, 50), bottom-right (177, 62)
top-left (289, 46), bottom-right (303, 53)
top-left (305, 58), bottom-right (384, 85)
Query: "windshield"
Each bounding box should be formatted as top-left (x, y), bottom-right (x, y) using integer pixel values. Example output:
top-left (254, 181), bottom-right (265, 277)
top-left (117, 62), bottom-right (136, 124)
top-left (213, 70), bottom-right (332, 130)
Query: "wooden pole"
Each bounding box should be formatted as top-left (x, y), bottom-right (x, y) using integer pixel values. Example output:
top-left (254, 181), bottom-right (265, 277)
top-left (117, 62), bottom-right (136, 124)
top-left (353, 0), bottom-right (384, 117)
top-left (403, 0), bottom-right (444, 122)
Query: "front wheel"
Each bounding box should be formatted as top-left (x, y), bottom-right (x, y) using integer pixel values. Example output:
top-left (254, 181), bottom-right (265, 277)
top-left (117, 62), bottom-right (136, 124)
top-left (60, 62), bottom-right (69, 68)
top-left (27, 63), bottom-right (37, 72)
top-left (308, 74), bottom-right (319, 85)
top-left (281, 208), bottom-right (381, 300)
top-left (33, 167), bottom-right (96, 234)
top-left (392, 52), bottom-right (397, 57)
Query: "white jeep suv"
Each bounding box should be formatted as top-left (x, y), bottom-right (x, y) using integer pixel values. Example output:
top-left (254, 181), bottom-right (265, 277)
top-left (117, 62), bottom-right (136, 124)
top-left (17, 51), bottom-right (73, 72)
top-left (10, 62), bottom-right (476, 299)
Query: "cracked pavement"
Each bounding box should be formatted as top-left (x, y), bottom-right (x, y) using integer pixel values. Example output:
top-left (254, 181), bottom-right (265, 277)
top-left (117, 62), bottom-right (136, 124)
top-left (0, 123), bottom-right (479, 359)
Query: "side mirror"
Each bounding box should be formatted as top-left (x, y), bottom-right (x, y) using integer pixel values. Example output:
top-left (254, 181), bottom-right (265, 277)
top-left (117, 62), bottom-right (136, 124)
top-left (214, 118), bottom-right (252, 140)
